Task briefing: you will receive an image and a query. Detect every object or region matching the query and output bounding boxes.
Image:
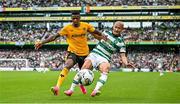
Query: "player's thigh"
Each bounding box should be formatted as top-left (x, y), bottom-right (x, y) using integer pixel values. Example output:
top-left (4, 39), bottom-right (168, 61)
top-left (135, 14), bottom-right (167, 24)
top-left (81, 59), bottom-right (93, 69)
top-left (99, 62), bottom-right (110, 73)
top-left (64, 59), bottom-right (75, 69)
top-left (77, 56), bottom-right (87, 69)
top-left (65, 52), bottom-right (77, 69)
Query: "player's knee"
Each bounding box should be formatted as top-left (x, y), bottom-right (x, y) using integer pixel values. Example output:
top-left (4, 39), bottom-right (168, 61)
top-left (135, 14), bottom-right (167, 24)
top-left (65, 59), bottom-right (75, 69)
top-left (99, 67), bottom-right (109, 73)
top-left (102, 69), bottom-right (109, 73)
top-left (99, 63), bottom-right (110, 73)
top-left (81, 59), bottom-right (92, 69)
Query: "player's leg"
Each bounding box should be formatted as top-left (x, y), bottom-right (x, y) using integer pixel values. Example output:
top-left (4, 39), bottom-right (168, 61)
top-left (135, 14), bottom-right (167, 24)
top-left (64, 71), bottom-right (82, 96)
top-left (77, 56), bottom-right (88, 94)
top-left (159, 68), bottom-right (164, 76)
top-left (51, 52), bottom-right (77, 95)
top-left (64, 59), bottom-right (93, 96)
top-left (91, 62), bottom-right (110, 97)
top-left (157, 64), bottom-right (163, 76)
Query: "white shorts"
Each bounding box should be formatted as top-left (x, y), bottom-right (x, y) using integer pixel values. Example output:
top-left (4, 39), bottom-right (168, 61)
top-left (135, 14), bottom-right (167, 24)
top-left (85, 52), bottom-right (109, 69)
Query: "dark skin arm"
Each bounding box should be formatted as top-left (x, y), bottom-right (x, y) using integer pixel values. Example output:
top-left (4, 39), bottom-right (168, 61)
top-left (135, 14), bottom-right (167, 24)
top-left (35, 29), bottom-right (106, 50)
top-left (34, 33), bottom-right (60, 50)
top-left (90, 30), bottom-right (107, 41)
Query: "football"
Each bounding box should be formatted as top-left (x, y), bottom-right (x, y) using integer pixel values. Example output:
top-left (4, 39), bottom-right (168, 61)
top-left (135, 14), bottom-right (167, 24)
top-left (79, 69), bottom-right (94, 86)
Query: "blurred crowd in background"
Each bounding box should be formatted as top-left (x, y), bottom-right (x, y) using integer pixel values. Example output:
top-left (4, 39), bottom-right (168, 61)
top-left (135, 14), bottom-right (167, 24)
top-left (0, 47), bottom-right (179, 72)
top-left (0, 21), bottom-right (179, 71)
top-left (0, 22), bottom-right (180, 43)
top-left (0, 49), bottom-right (66, 70)
top-left (0, 0), bottom-right (179, 8)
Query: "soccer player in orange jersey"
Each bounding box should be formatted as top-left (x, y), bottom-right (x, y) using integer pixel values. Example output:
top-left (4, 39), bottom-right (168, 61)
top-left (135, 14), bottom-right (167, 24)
top-left (64, 21), bottom-right (135, 97)
top-left (34, 11), bottom-right (106, 96)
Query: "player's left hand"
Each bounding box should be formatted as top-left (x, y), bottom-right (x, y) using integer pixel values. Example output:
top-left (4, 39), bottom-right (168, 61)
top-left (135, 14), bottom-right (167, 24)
top-left (34, 40), bottom-right (42, 50)
top-left (126, 63), bottom-right (136, 69)
top-left (102, 35), bottom-right (108, 41)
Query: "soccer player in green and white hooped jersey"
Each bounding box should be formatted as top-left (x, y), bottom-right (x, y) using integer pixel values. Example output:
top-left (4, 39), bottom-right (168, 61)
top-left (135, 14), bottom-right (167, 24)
top-left (64, 21), bottom-right (135, 97)
top-left (91, 30), bottom-right (126, 62)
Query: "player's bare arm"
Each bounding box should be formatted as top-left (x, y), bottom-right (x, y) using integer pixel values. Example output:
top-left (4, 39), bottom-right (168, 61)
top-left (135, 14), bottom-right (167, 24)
top-left (120, 53), bottom-right (135, 68)
top-left (90, 30), bottom-right (107, 41)
top-left (120, 53), bottom-right (128, 66)
top-left (35, 33), bottom-right (60, 50)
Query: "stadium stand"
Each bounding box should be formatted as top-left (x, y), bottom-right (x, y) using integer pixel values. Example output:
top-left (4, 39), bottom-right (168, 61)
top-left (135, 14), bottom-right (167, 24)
top-left (0, 1), bottom-right (179, 72)
top-left (1, 0), bottom-right (179, 7)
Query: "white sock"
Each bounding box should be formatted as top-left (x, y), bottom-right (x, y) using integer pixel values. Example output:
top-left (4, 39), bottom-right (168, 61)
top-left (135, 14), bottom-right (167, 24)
top-left (69, 83), bottom-right (77, 91)
top-left (69, 72), bottom-right (81, 91)
top-left (94, 72), bottom-right (108, 91)
top-left (160, 69), bottom-right (164, 74)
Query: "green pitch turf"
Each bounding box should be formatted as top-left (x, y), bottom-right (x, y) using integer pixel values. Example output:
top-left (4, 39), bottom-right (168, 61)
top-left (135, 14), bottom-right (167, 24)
top-left (0, 71), bottom-right (180, 103)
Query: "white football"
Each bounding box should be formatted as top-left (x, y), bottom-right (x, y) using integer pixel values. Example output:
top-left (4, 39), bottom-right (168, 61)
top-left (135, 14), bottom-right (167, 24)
top-left (79, 69), bottom-right (94, 86)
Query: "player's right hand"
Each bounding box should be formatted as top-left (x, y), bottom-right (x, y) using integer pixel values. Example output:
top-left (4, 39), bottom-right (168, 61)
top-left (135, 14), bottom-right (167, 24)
top-left (34, 40), bottom-right (43, 50)
top-left (127, 63), bottom-right (136, 69)
top-left (102, 35), bottom-right (108, 41)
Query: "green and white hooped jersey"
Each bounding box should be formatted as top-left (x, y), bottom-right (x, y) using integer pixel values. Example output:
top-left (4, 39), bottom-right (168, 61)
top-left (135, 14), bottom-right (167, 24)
top-left (91, 31), bottom-right (126, 61)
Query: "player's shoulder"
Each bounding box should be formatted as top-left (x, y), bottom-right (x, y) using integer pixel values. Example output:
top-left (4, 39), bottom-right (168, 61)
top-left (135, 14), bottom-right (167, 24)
top-left (59, 24), bottom-right (72, 33)
top-left (63, 24), bottom-right (72, 28)
top-left (103, 30), bottom-right (110, 33)
top-left (80, 22), bottom-right (91, 26)
top-left (103, 30), bottom-right (111, 36)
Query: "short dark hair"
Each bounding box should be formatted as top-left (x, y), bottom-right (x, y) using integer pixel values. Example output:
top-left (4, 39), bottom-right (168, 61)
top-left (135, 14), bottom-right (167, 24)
top-left (71, 11), bottom-right (80, 15)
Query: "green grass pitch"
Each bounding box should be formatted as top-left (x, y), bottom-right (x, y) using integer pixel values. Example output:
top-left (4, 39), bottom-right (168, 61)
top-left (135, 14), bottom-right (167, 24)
top-left (0, 71), bottom-right (180, 103)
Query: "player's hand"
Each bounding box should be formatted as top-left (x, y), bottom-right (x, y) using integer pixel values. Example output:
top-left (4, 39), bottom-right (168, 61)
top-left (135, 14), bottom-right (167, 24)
top-left (102, 34), bottom-right (108, 41)
top-left (34, 40), bottom-right (43, 50)
top-left (126, 63), bottom-right (136, 69)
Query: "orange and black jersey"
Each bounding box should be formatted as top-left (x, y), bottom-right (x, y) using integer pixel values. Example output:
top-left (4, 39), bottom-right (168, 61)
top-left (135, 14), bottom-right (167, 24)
top-left (58, 22), bottom-right (95, 56)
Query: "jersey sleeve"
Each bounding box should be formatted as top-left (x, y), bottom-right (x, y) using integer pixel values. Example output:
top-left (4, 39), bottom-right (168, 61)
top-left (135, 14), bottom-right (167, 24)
top-left (87, 23), bottom-right (95, 33)
top-left (119, 46), bottom-right (126, 53)
top-left (118, 39), bottom-right (126, 53)
top-left (58, 26), bottom-right (68, 36)
top-left (117, 37), bottom-right (126, 53)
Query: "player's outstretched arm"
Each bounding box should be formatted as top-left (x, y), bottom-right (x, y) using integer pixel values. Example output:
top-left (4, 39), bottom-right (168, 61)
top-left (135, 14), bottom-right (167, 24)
top-left (120, 53), bottom-right (136, 68)
top-left (90, 30), bottom-right (107, 41)
top-left (120, 53), bottom-right (128, 66)
top-left (34, 33), bottom-right (60, 50)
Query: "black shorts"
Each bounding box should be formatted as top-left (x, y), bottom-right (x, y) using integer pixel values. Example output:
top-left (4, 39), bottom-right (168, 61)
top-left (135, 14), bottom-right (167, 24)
top-left (67, 52), bottom-right (87, 69)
